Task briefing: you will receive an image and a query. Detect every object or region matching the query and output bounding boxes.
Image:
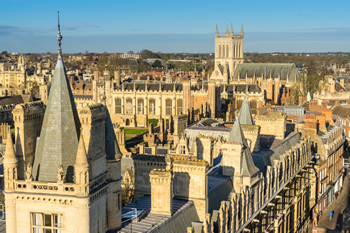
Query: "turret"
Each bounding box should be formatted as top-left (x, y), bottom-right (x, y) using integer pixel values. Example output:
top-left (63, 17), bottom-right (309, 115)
top-left (3, 132), bottom-right (18, 192)
top-left (74, 133), bottom-right (89, 196)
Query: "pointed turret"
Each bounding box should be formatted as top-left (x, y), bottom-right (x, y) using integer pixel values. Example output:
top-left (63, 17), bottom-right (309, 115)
top-left (230, 24), bottom-right (233, 35)
top-left (74, 133), bottom-right (89, 196)
top-left (4, 132), bottom-right (17, 165)
top-left (32, 13), bottom-right (81, 183)
top-left (215, 24), bottom-right (218, 36)
top-left (75, 133), bottom-right (89, 167)
top-left (227, 118), bottom-right (259, 177)
top-left (4, 131), bottom-right (18, 191)
top-left (240, 24), bottom-right (244, 35)
top-left (226, 25), bottom-right (229, 34)
top-left (238, 95), bottom-right (254, 125)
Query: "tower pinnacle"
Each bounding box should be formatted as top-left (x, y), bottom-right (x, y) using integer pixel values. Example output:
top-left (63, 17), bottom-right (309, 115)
top-left (226, 25), bottom-right (229, 34)
top-left (230, 23), bottom-right (233, 35)
top-left (215, 24), bottom-right (218, 36)
top-left (240, 24), bottom-right (244, 36)
top-left (57, 11), bottom-right (63, 58)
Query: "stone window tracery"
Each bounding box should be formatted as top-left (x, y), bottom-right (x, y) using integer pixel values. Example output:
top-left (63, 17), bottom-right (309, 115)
top-left (166, 99), bottom-right (172, 115)
top-left (137, 98), bottom-right (144, 114)
top-left (32, 213), bottom-right (62, 233)
top-left (149, 99), bottom-right (156, 115)
top-left (115, 98), bottom-right (122, 114)
top-left (126, 98), bottom-right (133, 115)
top-left (177, 99), bottom-right (183, 115)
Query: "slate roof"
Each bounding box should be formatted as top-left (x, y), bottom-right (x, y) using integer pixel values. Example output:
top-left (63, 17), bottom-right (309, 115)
top-left (332, 106), bottom-right (350, 118)
top-left (239, 97), bottom-right (253, 125)
top-left (227, 119), bottom-right (259, 177)
top-left (232, 63), bottom-right (299, 81)
top-left (32, 57), bottom-right (81, 183)
top-left (119, 195), bottom-right (200, 233)
top-left (0, 94), bottom-right (32, 106)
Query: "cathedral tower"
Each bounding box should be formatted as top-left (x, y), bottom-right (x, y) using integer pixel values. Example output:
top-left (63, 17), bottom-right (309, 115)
top-left (210, 24), bottom-right (244, 84)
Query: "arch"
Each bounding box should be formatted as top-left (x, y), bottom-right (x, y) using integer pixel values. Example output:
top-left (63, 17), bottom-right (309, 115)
top-left (126, 98), bottom-right (133, 115)
top-left (177, 99), bottom-right (183, 115)
top-left (149, 99), bottom-right (156, 115)
top-left (166, 99), bottom-right (172, 115)
top-left (219, 45), bottom-right (221, 57)
top-left (137, 98), bottom-right (144, 114)
top-left (226, 45), bottom-right (229, 58)
top-left (126, 119), bottom-right (130, 126)
top-left (115, 98), bottom-right (122, 114)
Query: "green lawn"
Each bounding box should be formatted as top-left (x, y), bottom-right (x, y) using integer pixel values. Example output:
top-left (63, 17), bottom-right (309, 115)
top-left (124, 129), bottom-right (148, 135)
top-left (125, 137), bottom-right (133, 141)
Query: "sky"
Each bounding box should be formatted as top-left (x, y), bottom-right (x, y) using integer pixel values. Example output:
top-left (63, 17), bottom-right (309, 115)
top-left (1, 0), bottom-right (350, 54)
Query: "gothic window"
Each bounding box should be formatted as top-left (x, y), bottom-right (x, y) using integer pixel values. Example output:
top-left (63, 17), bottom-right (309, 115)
top-left (137, 98), bottom-right (144, 114)
top-left (126, 98), bottom-right (133, 114)
top-left (149, 99), bottom-right (156, 115)
top-left (115, 98), bottom-right (122, 114)
top-left (219, 45), bottom-right (221, 57)
top-left (226, 45), bottom-right (229, 58)
top-left (233, 44), bottom-right (236, 57)
top-left (166, 99), bottom-right (172, 115)
top-left (177, 99), bottom-right (183, 115)
top-left (32, 213), bottom-right (62, 233)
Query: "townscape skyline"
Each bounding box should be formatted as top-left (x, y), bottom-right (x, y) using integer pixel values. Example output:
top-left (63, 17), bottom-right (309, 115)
top-left (1, 0), bottom-right (350, 54)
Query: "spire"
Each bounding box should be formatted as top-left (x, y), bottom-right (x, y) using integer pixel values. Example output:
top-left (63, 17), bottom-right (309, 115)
top-left (227, 118), bottom-right (259, 177)
top-left (75, 132), bottom-right (89, 167)
top-left (226, 25), bottom-right (229, 34)
top-left (57, 11), bottom-right (63, 58)
top-left (238, 94), bottom-right (254, 125)
top-left (240, 24), bottom-right (244, 35)
top-left (4, 131), bottom-right (17, 164)
top-left (230, 23), bottom-right (233, 35)
top-left (32, 16), bottom-right (81, 183)
top-left (215, 24), bottom-right (218, 36)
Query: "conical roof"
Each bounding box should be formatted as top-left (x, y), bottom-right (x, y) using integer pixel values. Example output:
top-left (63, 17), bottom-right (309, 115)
top-left (75, 133), bottom-right (88, 167)
top-left (4, 132), bottom-right (17, 164)
top-left (227, 118), bottom-right (259, 177)
top-left (238, 96), bottom-right (253, 125)
top-left (32, 56), bottom-right (81, 182)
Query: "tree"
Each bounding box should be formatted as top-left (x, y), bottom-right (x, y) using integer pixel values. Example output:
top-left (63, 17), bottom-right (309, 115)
top-left (1, 51), bottom-right (7, 55)
top-left (152, 60), bottom-right (162, 68)
top-left (140, 49), bottom-right (161, 59)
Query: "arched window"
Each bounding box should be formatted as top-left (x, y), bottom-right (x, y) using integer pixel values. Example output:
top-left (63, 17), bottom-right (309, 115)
top-left (226, 45), bottom-right (229, 58)
top-left (137, 98), bottom-right (144, 114)
top-left (115, 98), bottom-right (122, 114)
top-left (126, 98), bottom-right (133, 114)
top-left (177, 99), bottom-right (183, 115)
top-left (219, 45), bottom-right (221, 57)
top-left (149, 99), bottom-right (156, 115)
top-left (166, 99), bottom-right (172, 115)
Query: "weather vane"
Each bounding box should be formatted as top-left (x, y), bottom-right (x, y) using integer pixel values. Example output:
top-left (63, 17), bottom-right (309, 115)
top-left (57, 11), bottom-right (63, 58)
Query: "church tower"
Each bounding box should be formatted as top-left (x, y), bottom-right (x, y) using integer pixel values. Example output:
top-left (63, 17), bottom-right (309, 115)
top-left (210, 24), bottom-right (244, 84)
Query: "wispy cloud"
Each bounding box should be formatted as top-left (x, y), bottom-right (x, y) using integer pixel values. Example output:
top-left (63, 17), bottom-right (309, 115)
top-left (0, 24), bottom-right (99, 37)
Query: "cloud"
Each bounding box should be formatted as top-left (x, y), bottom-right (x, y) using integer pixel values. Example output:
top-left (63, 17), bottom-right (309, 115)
top-left (0, 23), bottom-right (99, 37)
top-left (62, 24), bottom-right (99, 31)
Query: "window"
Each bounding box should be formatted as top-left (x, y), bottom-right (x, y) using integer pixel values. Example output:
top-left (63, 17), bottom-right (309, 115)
top-left (126, 98), bottom-right (133, 114)
top-left (177, 99), bottom-right (183, 115)
top-left (137, 99), bottom-right (144, 114)
top-left (218, 45), bottom-right (221, 57)
top-left (149, 99), bottom-right (156, 115)
top-left (115, 98), bottom-right (122, 114)
top-left (180, 145), bottom-right (185, 155)
top-left (226, 45), bottom-right (229, 58)
top-left (32, 213), bottom-right (62, 233)
top-left (166, 99), bottom-right (172, 116)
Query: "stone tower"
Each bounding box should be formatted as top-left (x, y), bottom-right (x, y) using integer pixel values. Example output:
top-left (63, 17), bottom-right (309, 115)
top-left (210, 24), bottom-right (244, 84)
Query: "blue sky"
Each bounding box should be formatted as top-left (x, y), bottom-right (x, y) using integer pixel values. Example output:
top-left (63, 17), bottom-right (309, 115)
top-left (1, 0), bottom-right (350, 53)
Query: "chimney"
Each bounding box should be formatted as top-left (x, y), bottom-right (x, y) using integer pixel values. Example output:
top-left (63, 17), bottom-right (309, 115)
top-left (150, 169), bottom-right (172, 215)
top-left (114, 71), bottom-right (120, 86)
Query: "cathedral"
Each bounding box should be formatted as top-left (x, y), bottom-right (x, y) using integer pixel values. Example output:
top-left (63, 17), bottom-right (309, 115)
top-left (4, 22), bottom-right (122, 233)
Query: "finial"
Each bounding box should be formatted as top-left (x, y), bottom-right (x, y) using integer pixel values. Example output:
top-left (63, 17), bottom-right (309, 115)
top-left (240, 24), bottom-right (244, 35)
top-left (226, 25), bottom-right (229, 34)
top-left (215, 24), bottom-right (218, 35)
top-left (57, 11), bottom-right (63, 58)
top-left (230, 23), bottom-right (233, 35)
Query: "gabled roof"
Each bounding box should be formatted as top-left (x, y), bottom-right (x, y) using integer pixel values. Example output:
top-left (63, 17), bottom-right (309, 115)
top-left (239, 96), bottom-right (253, 125)
top-left (227, 118), bottom-right (259, 177)
top-left (232, 63), bottom-right (299, 81)
top-left (32, 57), bottom-right (81, 182)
